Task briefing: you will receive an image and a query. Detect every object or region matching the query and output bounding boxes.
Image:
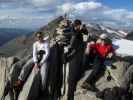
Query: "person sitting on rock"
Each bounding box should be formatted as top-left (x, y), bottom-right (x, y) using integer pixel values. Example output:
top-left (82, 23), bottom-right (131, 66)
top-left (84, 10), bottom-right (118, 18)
top-left (81, 34), bottom-right (114, 92)
top-left (14, 32), bottom-right (50, 92)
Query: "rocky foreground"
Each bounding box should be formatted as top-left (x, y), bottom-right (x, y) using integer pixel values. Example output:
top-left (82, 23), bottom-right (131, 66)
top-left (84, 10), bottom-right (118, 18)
top-left (0, 53), bottom-right (132, 100)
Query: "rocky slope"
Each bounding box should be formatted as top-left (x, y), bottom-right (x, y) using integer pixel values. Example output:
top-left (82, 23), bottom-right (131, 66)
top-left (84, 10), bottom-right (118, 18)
top-left (0, 56), bottom-right (132, 100)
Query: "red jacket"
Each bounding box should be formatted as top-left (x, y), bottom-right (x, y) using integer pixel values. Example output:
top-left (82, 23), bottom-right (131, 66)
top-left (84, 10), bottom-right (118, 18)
top-left (90, 43), bottom-right (114, 59)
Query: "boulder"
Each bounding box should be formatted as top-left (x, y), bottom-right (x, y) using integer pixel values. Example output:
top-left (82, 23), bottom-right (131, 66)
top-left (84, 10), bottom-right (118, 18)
top-left (0, 57), bottom-right (19, 99)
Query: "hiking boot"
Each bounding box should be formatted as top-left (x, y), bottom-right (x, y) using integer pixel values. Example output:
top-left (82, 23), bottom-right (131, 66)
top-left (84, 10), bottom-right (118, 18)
top-left (81, 82), bottom-right (99, 92)
top-left (107, 75), bottom-right (112, 81)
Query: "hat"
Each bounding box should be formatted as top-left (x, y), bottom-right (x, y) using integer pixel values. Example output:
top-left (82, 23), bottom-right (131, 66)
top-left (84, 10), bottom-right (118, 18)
top-left (99, 34), bottom-right (108, 39)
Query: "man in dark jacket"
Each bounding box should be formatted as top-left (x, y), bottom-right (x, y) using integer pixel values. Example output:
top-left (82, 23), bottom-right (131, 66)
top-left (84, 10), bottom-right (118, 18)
top-left (65, 19), bottom-right (84, 100)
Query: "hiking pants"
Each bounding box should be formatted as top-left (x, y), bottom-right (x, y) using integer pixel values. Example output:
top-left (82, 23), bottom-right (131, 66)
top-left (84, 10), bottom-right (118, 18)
top-left (18, 59), bottom-right (33, 81)
top-left (85, 58), bottom-right (106, 85)
top-left (40, 62), bottom-right (48, 90)
top-left (67, 47), bottom-right (84, 100)
top-left (18, 59), bottom-right (48, 90)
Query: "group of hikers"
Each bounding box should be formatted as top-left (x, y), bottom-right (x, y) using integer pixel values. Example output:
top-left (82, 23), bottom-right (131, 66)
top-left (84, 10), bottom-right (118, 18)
top-left (1, 17), bottom-right (133, 100)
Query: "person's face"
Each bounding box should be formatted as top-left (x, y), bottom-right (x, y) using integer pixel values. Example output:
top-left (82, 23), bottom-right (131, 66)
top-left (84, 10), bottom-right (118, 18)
top-left (36, 34), bottom-right (43, 42)
top-left (74, 25), bottom-right (81, 31)
top-left (100, 38), bottom-right (106, 45)
top-left (64, 21), bottom-right (68, 27)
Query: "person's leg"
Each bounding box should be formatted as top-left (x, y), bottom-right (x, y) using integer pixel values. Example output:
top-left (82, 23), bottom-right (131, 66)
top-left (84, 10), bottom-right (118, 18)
top-left (83, 59), bottom-right (105, 91)
top-left (14, 58), bottom-right (33, 99)
top-left (67, 54), bottom-right (81, 100)
top-left (67, 66), bottom-right (77, 100)
top-left (66, 58), bottom-right (77, 100)
top-left (18, 58), bottom-right (33, 82)
top-left (85, 60), bottom-right (101, 84)
top-left (67, 81), bottom-right (75, 100)
top-left (66, 45), bottom-right (84, 100)
top-left (40, 62), bottom-right (48, 91)
top-left (90, 66), bottom-right (105, 85)
top-left (82, 54), bottom-right (90, 71)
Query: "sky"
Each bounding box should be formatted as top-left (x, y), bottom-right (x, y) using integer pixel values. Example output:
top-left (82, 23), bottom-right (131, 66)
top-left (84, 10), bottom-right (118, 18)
top-left (0, 0), bottom-right (133, 30)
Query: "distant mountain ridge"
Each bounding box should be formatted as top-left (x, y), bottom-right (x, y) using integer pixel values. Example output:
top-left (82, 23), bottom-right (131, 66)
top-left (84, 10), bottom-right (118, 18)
top-left (0, 28), bottom-right (33, 46)
top-left (126, 31), bottom-right (133, 40)
top-left (0, 16), bottom-right (64, 57)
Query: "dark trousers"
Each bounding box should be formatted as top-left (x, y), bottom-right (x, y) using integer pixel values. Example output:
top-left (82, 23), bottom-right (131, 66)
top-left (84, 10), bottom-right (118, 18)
top-left (67, 47), bottom-right (84, 100)
top-left (85, 57), bottom-right (106, 86)
top-left (82, 53), bottom-right (95, 74)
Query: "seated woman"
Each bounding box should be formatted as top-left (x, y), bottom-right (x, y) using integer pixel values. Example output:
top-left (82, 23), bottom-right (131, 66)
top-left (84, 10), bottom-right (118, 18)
top-left (15, 32), bottom-right (50, 91)
top-left (81, 34), bottom-right (114, 92)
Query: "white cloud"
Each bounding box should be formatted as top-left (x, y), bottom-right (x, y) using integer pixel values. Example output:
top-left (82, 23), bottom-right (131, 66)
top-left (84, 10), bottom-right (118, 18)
top-left (0, 0), bottom-right (133, 29)
top-left (75, 1), bottom-right (102, 11)
top-left (59, 3), bottom-right (75, 13)
top-left (30, 0), bottom-right (57, 7)
top-left (103, 9), bottom-right (133, 21)
top-left (58, 1), bottom-right (133, 29)
top-left (59, 1), bottom-right (103, 13)
top-left (0, 7), bottom-right (56, 29)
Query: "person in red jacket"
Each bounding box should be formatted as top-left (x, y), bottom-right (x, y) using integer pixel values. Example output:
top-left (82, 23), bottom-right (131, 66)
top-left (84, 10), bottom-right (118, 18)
top-left (82, 34), bottom-right (114, 92)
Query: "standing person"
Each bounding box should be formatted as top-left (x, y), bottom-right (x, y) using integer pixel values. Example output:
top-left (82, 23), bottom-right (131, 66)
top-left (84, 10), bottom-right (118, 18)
top-left (15, 32), bottom-right (50, 92)
top-left (66, 19), bottom-right (84, 100)
top-left (81, 34), bottom-right (114, 92)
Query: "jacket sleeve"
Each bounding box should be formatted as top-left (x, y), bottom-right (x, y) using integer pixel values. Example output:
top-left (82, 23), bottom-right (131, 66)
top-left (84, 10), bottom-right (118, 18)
top-left (40, 41), bottom-right (50, 64)
top-left (109, 45), bottom-right (115, 54)
top-left (33, 43), bottom-right (38, 63)
top-left (63, 27), bottom-right (73, 36)
top-left (69, 33), bottom-right (76, 49)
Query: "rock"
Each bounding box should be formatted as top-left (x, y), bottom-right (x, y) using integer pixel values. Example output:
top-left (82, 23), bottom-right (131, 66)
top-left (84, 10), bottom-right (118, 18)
top-left (0, 57), bottom-right (19, 98)
top-left (18, 69), bottom-right (40, 100)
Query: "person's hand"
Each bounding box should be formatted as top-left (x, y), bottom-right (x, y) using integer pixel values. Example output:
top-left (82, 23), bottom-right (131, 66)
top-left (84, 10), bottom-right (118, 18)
top-left (34, 63), bottom-right (39, 68)
top-left (107, 53), bottom-right (113, 59)
top-left (34, 63), bottom-right (39, 73)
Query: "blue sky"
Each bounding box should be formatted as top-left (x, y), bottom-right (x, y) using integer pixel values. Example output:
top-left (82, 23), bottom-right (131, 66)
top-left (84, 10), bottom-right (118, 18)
top-left (0, 0), bottom-right (133, 30)
top-left (100, 0), bottom-right (133, 10)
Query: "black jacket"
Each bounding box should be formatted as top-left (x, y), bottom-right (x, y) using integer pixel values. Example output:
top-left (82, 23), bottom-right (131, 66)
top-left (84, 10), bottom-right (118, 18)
top-left (63, 25), bottom-right (83, 50)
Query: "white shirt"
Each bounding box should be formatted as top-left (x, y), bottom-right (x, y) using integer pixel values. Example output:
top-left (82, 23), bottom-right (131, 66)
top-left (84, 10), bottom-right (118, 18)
top-left (33, 40), bottom-right (50, 64)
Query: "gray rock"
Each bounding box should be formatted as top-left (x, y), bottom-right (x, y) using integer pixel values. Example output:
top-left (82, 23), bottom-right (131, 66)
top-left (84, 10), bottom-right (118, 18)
top-left (18, 69), bottom-right (40, 100)
top-left (0, 57), bottom-right (19, 99)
